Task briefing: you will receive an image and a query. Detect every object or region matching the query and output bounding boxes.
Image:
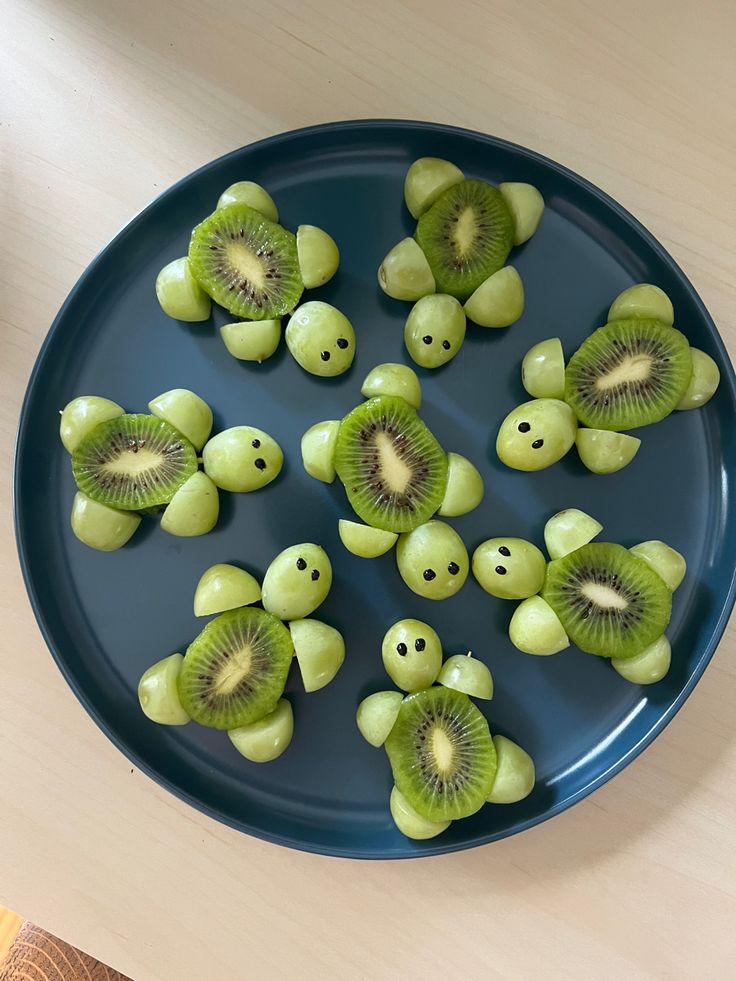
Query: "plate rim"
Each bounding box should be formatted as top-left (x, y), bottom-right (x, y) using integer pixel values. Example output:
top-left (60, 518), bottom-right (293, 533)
top-left (13, 118), bottom-right (736, 859)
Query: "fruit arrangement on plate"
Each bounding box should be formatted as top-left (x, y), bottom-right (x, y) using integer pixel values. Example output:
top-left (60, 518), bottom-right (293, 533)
top-left (50, 152), bottom-right (725, 845)
top-left (60, 389), bottom-right (283, 547)
top-left (357, 618), bottom-right (534, 839)
top-left (138, 546), bottom-right (344, 761)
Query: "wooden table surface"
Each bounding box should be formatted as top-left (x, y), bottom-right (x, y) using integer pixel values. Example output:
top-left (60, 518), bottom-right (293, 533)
top-left (2, 1), bottom-right (735, 978)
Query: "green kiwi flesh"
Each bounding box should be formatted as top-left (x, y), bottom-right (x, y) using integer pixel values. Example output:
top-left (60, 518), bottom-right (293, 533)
top-left (415, 179), bottom-right (514, 299)
top-left (188, 204), bottom-right (303, 320)
top-left (565, 319), bottom-right (692, 431)
top-left (334, 396), bottom-right (448, 533)
top-left (385, 686), bottom-right (497, 822)
top-left (542, 543), bottom-right (672, 659)
top-left (177, 607), bottom-right (293, 729)
top-left (72, 413), bottom-right (197, 510)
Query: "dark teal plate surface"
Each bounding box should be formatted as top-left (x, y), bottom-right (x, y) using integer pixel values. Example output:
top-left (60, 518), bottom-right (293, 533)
top-left (14, 121), bottom-right (736, 858)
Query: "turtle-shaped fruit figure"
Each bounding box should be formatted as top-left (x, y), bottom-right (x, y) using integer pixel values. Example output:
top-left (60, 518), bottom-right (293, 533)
top-left (472, 507), bottom-right (685, 686)
top-left (155, 179), bottom-right (354, 376)
top-left (356, 617), bottom-right (535, 840)
top-left (137, 544), bottom-right (344, 763)
top-left (302, 364), bottom-right (484, 601)
top-left (378, 158), bottom-right (545, 368)
top-left (61, 388), bottom-right (285, 550)
top-left (497, 283), bottom-right (721, 475)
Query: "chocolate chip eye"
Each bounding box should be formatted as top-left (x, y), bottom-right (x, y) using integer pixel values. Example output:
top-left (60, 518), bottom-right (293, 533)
top-left (499, 546), bottom-right (511, 557)
top-left (251, 438), bottom-right (261, 448)
top-left (336, 337), bottom-right (349, 349)
top-left (518, 422), bottom-right (531, 433)
top-left (311, 569), bottom-right (320, 581)
top-left (423, 568), bottom-right (436, 581)
top-left (321, 351), bottom-right (331, 361)
top-left (442, 340), bottom-right (451, 350)
top-left (532, 438), bottom-right (544, 449)
top-left (296, 558), bottom-right (307, 570)
top-left (495, 565), bottom-right (507, 575)
top-left (448, 561), bottom-right (460, 575)
top-left (254, 458), bottom-right (266, 470)
top-left (415, 638), bottom-right (426, 652)
top-left (422, 335), bottom-right (432, 345)
top-left (396, 642), bottom-right (407, 656)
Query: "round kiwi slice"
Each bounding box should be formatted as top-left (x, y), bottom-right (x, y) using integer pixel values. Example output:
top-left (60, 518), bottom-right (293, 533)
top-left (385, 686), bottom-right (497, 822)
top-left (415, 179), bottom-right (514, 300)
top-left (72, 413), bottom-right (198, 510)
top-left (564, 319), bottom-right (692, 430)
top-left (188, 203), bottom-right (303, 320)
top-left (334, 396), bottom-right (448, 533)
top-left (542, 542), bottom-right (672, 659)
top-left (177, 607), bottom-right (293, 730)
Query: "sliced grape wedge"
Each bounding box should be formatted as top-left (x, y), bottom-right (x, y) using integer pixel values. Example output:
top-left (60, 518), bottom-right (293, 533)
top-left (508, 596), bottom-right (570, 656)
top-left (438, 653), bottom-right (493, 699)
top-left (486, 735), bottom-right (535, 803)
top-left (356, 691), bottom-right (404, 747)
top-left (228, 699), bottom-right (293, 762)
top-left (521, 338), bottom-right (565, 400)
top-left (338, 519), bottom-right (398, 558)
top-left (193, 563), bottom-right (262, 616)
top-left (544, 508), bottom-right (603, 559)
top-left (138, 654), bottom-right (190, 725)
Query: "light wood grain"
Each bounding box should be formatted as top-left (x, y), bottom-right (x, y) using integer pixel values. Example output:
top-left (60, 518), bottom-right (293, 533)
top-left (1, 1), bottom-right (735, 979)
top-left (0, 910), bottom-right (23, 965)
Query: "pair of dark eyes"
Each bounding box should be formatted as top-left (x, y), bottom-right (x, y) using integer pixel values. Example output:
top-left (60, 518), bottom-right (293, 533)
top-left (320, 338), bottom-right (350, 361)
top-left (423, 561), bottom-right (460, 581)
top-left (250, 438), bottom-right (267, 470)
top-left (517, 422), bottom-right (544, 449)
top-left (422, 335), bottom-right (451, 350)
top-left (295, 558), bottom-right (320, 580)
top-left (495, 544), bottom-right (511, 574)
top-left (396, 638), bottom-right (426, 656)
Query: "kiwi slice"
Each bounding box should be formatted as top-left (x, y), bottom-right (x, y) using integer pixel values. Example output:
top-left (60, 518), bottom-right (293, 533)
top-left (72, 413), bottom-right (197, 510)
top-left (415, 180), bottom-right (514, 300)
top-left (178, 607), bottom-right (293, 730)
top-left (542, 543), bottom-right (672, 659)
top-left (188, 204), bottom-right (303, 320)
top-left (565, 319), bottom-right (692, 430)
top-left (334, 397), bottom-right (448, 533)
top-left (385, 687), bottom-right (497, 822)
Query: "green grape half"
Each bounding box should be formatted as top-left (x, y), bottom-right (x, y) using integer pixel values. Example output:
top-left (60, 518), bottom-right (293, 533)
top-left (148, 388), bottom-right (213, 451)
top-left (521, 338), bottom-right (565, 400)
top-left (296, 225), bottom-right (340, 289)
top-left (228, 699), bottom-right (293, 762)
top-left (390, 785), bottom-right (450, 839)
top-left (138, 653), bottom-right (190, 725)
top-left (544, 508), bottom-right (603, 560)
top-left (608, 283), bottom-right (674, 325)
top-left (216, 181), bottom-right (278, 222)
top-left (508, 596), bottom-right (569, 656)
top-left (356, 691), bottom-right (404, 747)
top-left (378, 238), bottom-right (435, 301)
top-left (193, 564), bottom-right (262, 616)
top-left (438, 452), bottom-right (484, 517)
top-left (160, 471), bottom-right (219, 537)
top-left (71, 491), bottom-right (141, 551)
top-left (155, 257), bottom-right (211, 321)
top-left (612, 635), bottom-right (671, 684)
top-left (60, 395), bottom-right (124, 453)
top-left (487, 735), bottom-right (535, 803)
top-left (676, 349), bottom-right (720, 410)
top-left (438, 653), bottom-right (493, 699)
top-left (464, 266), bottom-right (524, 328)
top-left (220, 320), bottom-right (281, 362)
top-left (290, 618), bottom-right (345, 692)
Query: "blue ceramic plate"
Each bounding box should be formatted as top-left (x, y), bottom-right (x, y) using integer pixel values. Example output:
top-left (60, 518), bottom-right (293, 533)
top-left (15, 120), bottom-right (736, 858)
